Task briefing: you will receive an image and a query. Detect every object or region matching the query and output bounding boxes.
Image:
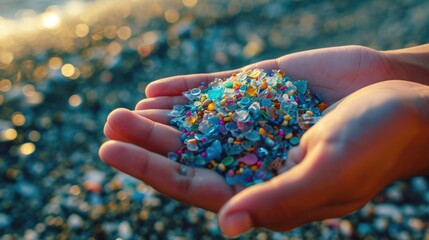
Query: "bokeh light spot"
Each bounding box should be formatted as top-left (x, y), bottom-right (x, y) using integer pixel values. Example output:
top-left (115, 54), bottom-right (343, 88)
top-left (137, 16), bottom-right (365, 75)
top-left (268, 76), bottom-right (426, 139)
top-left (28, 130), bottom-right (41, 142)
top-left (107, 41), bottom-right (122, 56)
top-left (41, 12), bottom-right (61, 29)
top-left (27, 92), bottom-right (44, 105)
top-left (183, 0), bottom-right (198, 8)
top-left (70, 67), bottom-right (81, 80)
top-left (75, 23), bottom-right (89, 37)
top-left (61, 64), bottom-right (75, 77)
top-left (142, 31), bottom-right (158, 45)
top-left (23, 84), bottom-right (36, 97)
top-left (0, 79), bottom-right (12, 92)
top-left (2, 128), bottom-right (17, 141)
top-left (32, 66), bottom-right (48, 81)
top-left (48, 57), bottom-right (63, 70)
top-left (165, 9), bottom-right (179, 23)
top-left (69, 185), bottom-right (81, 195)
top-left (19, 142), bottom-right (36, 155)
top-left (0, 52), bottom-right (14, 65)
top-left (69, 94), bottom-right (82, 107)
top-left (243, 41), bottom-right (263, 58)
top-left (104, 25), bottom-right (117, 39)
top-left (117, 26), bottom-right (132, 40)
top-left (12, 112), bottom-right (26, 126)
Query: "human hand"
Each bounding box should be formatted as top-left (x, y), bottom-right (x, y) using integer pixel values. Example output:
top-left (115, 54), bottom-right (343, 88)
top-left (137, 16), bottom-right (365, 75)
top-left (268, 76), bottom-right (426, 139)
top-left (98, 45), bottom-right (429, 235)
top-left (217, 80), bottom-right (429, 236)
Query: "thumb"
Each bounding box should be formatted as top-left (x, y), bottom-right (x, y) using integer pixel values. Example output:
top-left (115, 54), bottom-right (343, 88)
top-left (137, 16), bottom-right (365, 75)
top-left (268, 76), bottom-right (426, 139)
top-left (218, 145), bottom-right (333, 237)
top-left (278, 145), bottom-right (306, 174)
top-left (218, 165), bottom-right (312, 237)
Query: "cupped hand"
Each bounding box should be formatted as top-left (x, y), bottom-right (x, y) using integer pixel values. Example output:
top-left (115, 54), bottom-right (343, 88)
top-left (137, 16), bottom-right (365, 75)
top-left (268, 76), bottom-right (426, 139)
top-left (217, 80), bottom-right (429, 236)
top-left (98, 45), bottom-right (428, 235)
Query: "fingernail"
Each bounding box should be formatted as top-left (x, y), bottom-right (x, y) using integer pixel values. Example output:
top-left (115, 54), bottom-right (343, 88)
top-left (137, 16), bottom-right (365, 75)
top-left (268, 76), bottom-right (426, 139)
top-left (221, 211), bottom-right (252, 238)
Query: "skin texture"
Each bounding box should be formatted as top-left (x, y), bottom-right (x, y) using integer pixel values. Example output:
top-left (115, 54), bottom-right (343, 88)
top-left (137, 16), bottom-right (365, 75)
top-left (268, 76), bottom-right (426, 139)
top-left (99, 45), bottom-right (429, 237)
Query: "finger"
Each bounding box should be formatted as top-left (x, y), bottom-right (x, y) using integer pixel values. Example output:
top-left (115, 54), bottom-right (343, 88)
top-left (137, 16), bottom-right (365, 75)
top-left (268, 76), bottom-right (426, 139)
top-left (135, 96), bottom-right (189, 110)
top-left (144, 60), bottom-right (291, 98)
top-left (277, 145), bottom-right (306, 174)
top-left (145, 46), bottom-right (358, 103)
top-left (106, 108), bottom-right (181, 155)
top-left (219, 195), bottom-right (362, 237)
top-left (133, 109), bottom-right (172, 125)
top-left (218, 143), bottom-right (341, 237)
top-left (99, 140), bottom-right (235, 211)
top-left (104, 122), bottom-right (130, 142)
top-left (145, 69), bottom-right (239, 98)
top-left (287, 146), bottom-right (306, 164)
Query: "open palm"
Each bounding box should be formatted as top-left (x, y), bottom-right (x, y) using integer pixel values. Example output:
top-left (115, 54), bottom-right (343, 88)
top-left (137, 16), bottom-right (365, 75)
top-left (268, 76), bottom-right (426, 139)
top-left (99, 45), bottom-right (395, 212)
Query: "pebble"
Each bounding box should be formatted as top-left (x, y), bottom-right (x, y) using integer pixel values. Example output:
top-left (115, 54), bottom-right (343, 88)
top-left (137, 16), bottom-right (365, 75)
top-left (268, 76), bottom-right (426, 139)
top-left (374, 203), bottom-right (402, 218)
top-left (289, 136), bottom-right (300, 146)
top-left (375, 218), bottom-right (390, 233)
top-left (407, 218), bottom-right (425, 231)
top-left (0, 213), bottom-right (11, 229)
top-left (67, 214), bottom-right (84, 230)
top-left (23, 230), bottom-right (39, 240)
top-left (16, 182), bottom-right (38, 197)
top-left (222, 156), bottom-right (234, 166)
top-left (339, 220), bottom-right (353, 237)
top-left (118, 221), bottom-right (133, 240)
top-left (411, 177), bottom-right (427, 191)
top-left (238, 154), bottom-right (258, 165)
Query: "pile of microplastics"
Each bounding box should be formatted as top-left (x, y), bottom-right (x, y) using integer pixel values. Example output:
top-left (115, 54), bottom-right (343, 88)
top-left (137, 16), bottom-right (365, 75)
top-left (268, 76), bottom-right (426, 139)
top-left (167, 68), bottom-right (328, 187)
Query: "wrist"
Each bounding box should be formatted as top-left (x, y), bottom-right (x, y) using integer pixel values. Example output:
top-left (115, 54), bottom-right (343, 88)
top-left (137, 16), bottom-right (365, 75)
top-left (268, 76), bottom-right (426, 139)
top-left (381, 44), bottom-right (429, 85)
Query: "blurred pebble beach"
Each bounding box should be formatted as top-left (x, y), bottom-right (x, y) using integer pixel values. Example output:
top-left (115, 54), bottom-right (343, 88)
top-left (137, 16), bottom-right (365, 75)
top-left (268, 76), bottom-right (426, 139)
top-left (0, 0), bottom-right (428, 239)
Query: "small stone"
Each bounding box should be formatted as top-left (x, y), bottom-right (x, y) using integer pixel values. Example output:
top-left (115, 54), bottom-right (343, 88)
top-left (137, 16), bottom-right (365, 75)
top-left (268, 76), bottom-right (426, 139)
top-left (374, 203), bottom-right (401, 218)
top-left (223, 81), bottom-right (233, 88)
top-left (407, 218), bottom-right (425, 231)
top-left (190, 87), bottom-right (202, 96)
top-left (339, 220), bottom-right (353, 237)
top-left (207, 103), bottom-right (215, 111)
top-left (222, 156), bottom-right (234, 166)
top-left (0, 213), bottom-right (11, 229)
top-left (238, 153), bottom-right (258, 165)
top-left (226, 174), bottom-right (237, 185)
top-left (411, 177), bottom-right (427, 191)
top-left (289, 136), bottom-right (300, 146)
top-left (118, 221), bottom-right (133, 240)
top-left (207, 86), bottom-right (224, 99)
top-left (244, 130), bottom-right (260, 141)
top-left (238, 97), bottom-right (251, 107)
top-left (259, 82), bottom-right (268, 89)
top-left (24, 229), bottom-right (39, 240)
top-left (208, 116), bottom-right (220, 124)
top-left (269, 157), bottom-right (283, 171)
top-left (261, 98), bottom-right (272, 107)
top-left (374, 217), bottom-right (388, 232)
top-left (294, 80), bottom-right (307, 94)
top-left (67, 214), bottom-right (84, 230)
top-left (264, 137), bottom-right (275, 147)
top-left (186, 142), bottom-right (199, 151)
top-left (202, 99), bottom-right (213, 107)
